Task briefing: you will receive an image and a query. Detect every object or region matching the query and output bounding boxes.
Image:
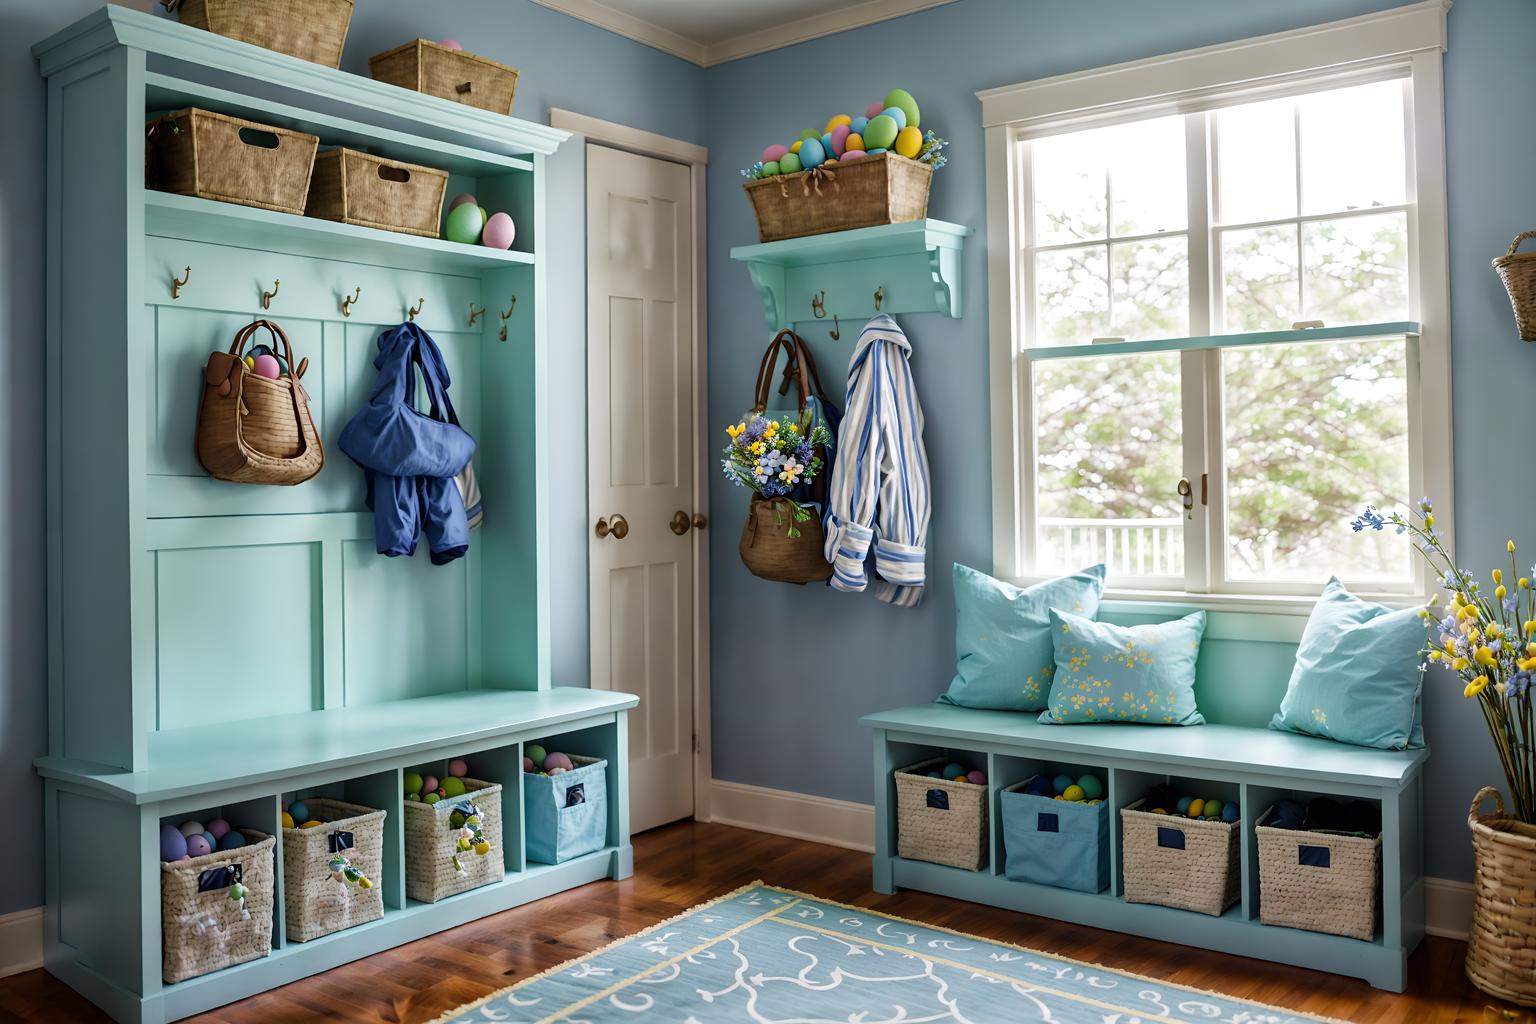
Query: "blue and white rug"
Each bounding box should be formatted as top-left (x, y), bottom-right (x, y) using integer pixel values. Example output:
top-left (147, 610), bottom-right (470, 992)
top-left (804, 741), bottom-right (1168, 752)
top-left (432, 882), bottom-right (1340, 1023)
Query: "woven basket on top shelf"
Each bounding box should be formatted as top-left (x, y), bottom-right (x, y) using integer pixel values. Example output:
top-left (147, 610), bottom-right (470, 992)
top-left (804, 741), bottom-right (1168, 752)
top-left (1467, 787), bottom-right (1536, 1005)
top-left (147, 108), bottom-right (318, 216)
top-left (742, 153), bottom-right (932, 243)
top-left (894, 757), bottom-right (987, 871)
top-left (403, 779), bottom-right (503, 903)
top-left (282, 799), bottom-right (385, 943)
top-left (1255, 806), bottom-right (1380, 941)
top-left (161, 830), bottom-right (275, 983)
top-left (369, 40), bottom-right (520, 116)
top-left (161, 0), bottom-right (353, 68)
top-left (1494, 232), bottom-right (1536, 341)
top-left (305, 149), bottom-right (449, 238)
top-left (1121, 799), bottom-right (1240, 916)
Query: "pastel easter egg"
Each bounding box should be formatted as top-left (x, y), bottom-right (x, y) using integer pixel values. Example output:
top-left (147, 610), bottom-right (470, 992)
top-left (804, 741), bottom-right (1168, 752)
top-left (442, 776), bottom-right (466, 798)
top-left (423, 793), bottom-right (441, 805)
top-left (798, 129), bottom-right (820, 142)
top-left (219, 830), bottom-right (247, 851)
top-left (966, 770), bottom-right (987, 785)
top-left (1077, 775), bottom-right (1104, 800)
top-left (160, 824), bottom-right (188, 862)
top-left (884, 88), bottom-right (921, 129)
top-left (762, 143), bottom-right (789, 164)
top-left (1176, 796), bottom-right (1193, 813)
top-left (281, 811), bottom-right (295, 829)
top-left (798, 138), bottom-right (826, 169)
top-left (549, 766), bottom-right (567, 775)
top-left (1062, 784), bottom-right (1086, 802)
top-left (243, 355), bottom-right (254, 371)
top-left (543, 751), bottom-right (574, 772)
top-left (179, 821), bottom-right (205, 838)
top-left (523, 756), bottom-right (534, 772)
top-left (444, 202), bottom-right (485, 245)
top-left (761, 160), bottom-right (780, 177)
top-left (1221, 803), bottom-right (1240, 823)
top-left (824, 113), bottom-right (851, 132)
top-left (830, 123), bottom-right (851, 156)
top-left (482, 211), bottom-right (516, 249)
top-left (447, 192), bottom-right (476, 213)
top-left (881, 106), bottom-right (908, 132)
top-left (790, 140), bottom-right (803, 154)
top-left (404, 771), bottom-right (423, 796)
top-left (839, 150), bottom-right (867, 162)
top-left (448, 758), bottom-right (468, 778)
top-left (185, 834), bottom-right (212, 857)
top-left (253, 354), bottom-right (280, 379)
top-left (1052, 774), bottom-right (1074, 795)
top-left (863, 114), bottom-right (898, 151)
top-left (942, 762), bottom-right (966, 781)
top-left (288, 801), bottom-right (309, 823)
top-left (1187, 798), bottom-right (1205, 819)
top-left (438, 39), bottom-right (464, 51)
top-left (526, 744), bottom-right (547, 765)
top-left (867, 148), bottom-right (887, 155)
top-left (895, 125), bottom-right (923, 159)
top-left (301, 820), bottom-right (322, 828)
top-left (850, 115), bottom-right (869, 136)
top-left (780, 152), bottom-right (802, 174)
top-left (200, 832), bottom-right (218, 852)
top-left (421, 775), bottom-right (439, 794)
top-left (866, 100), bottom-right (885, 119)
top-left (820, 132), bottom-right (834, 155)
top-left (844, 132), bottom-right (864, 153)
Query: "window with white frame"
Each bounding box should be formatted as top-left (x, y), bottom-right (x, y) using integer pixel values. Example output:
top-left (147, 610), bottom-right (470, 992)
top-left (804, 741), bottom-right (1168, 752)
top-left (984, 2), bottom-right (1451, 604)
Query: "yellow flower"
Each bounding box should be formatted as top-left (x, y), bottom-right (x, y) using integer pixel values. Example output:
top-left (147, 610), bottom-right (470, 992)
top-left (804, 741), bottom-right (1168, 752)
top-left (1494, 569), bottom-right (1504, 585)
top-left (1511, 540), bottom-right (1519, 554)
top-left (763, 420), bottom-right (779, 436)
top-left (1476, 646), bottom-right (1498, 667)
top-left (1426, 514), bottom-right (1435, 529)
top-left (1520, 657), bottom-right (1536, 672)
top-left (1521, 578), bottom-right (1530, 590)
top-left (1525, 621), bottom-right (1536, 637)
top-left (1498, 585), bottom-right (1508, 601)
top-left (1452, 656), bottom-right (1471, 671)
top-left (1465, 675), bottom-right (1490, 699)
top-left (1527, 642), bottom-right (1536, 656)
top-left (1428, 650), bottom-right (1443, 661)
top-left (1489, 624), bottom-right (1505, 640)
top-left (1444, 637), bottom-right (1459, 654)
top-left (726, 422), bottom-right (745, 440)
top-left (749, 441), bottom-right (765, 455)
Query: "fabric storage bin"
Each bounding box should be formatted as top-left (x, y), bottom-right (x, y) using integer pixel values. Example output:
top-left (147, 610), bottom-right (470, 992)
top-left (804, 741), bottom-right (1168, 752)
top-left (1256, 806), bottom-right (1381, 940)
top-left (146, 108), bottom-right (318, 215)
top-left (743, 153), bottom-right (932, 242)
top-left (281, 799), bottom-right (385, 943)
top-left (161, 0), bottom-right (353, 68)
top-left (369, 40), bottom-right (520, 116)
top-left (1001, 778), bottom-right (1110, 893)
top-left (161, 829), bottom-right (274, 983)
top-left (524, 756), bottom-right (608, 864)
top-left (1121, 799), bottom-right (1240, 916)
top-left (403, 779), bottom-right (502, 903)
top-left (894, 757), bottom-right (987, 871)
top-left (305, 149), bottom-right (448, 238)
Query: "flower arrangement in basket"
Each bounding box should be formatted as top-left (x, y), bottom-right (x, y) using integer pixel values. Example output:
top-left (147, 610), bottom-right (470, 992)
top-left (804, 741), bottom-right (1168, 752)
top-left (723, 412), bottom-right (834, 585)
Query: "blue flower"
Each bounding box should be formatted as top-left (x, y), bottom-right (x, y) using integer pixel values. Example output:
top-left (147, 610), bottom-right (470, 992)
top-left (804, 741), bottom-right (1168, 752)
top-left (1350, 506), bottom-right (1387, 532)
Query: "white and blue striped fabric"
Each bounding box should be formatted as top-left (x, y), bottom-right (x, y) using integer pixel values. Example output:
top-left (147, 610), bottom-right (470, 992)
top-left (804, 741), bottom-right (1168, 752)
top-left (822, 314), bottom-right (931, 608)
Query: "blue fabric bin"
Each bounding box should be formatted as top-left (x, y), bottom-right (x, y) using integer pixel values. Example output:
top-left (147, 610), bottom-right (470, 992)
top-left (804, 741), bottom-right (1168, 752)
top-left (1000, 777), bottom-right (1110, 893)
top-left (524, 755), bottom-right (608, 864)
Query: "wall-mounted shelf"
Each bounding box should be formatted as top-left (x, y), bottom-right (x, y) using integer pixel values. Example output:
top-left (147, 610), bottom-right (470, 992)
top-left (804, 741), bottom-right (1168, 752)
top-left (730, 219), bottom-right (971, 334)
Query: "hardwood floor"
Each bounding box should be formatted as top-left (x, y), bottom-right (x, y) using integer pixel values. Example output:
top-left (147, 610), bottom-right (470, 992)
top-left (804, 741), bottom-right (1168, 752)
top-left (0, 820), bottom-right (1508, 1023)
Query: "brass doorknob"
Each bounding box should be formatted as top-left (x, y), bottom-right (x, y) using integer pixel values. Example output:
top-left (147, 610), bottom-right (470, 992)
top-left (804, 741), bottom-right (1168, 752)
top-left (692, 513), bottom-right (707, 530)
top-left (595, 514), bottom-right (630, 540)
top-left (670, 510), bottom-right (691, 535)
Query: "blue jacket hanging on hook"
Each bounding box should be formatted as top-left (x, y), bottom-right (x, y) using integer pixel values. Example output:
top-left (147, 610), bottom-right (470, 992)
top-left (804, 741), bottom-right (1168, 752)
top-left (339, 322), bottom-right (477, 564)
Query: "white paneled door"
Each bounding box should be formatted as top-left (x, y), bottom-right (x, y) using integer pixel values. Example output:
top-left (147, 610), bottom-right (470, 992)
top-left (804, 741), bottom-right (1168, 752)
top-left (587, 144), bottom-right (698, 834)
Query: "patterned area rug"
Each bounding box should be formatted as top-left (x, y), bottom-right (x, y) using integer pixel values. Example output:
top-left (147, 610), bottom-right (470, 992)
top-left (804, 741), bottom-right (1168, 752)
top-left (431, 882), bottom-right (1341, 1023)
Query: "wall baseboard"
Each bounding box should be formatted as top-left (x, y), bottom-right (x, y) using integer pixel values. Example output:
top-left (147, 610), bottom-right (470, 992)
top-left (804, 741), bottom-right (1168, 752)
top-left (0, 907), bottom-right (43, 980)
top-left (706, 779), bottom-right (1474, 941)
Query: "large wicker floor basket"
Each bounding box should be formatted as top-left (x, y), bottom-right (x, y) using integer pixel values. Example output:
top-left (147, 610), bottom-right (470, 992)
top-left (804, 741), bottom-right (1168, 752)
top-left (743, 153), bottom-right (932, 243)
top-left (162, 0), bottom-right (353, 68)
top-left (404, 779), bottom-right (503, 903)
top-left (369, 40), bottom-right (520, 116)
top-left (1467, 787), bottom-right (1536, 1004)
top-left (147, 108), bottom-right (318, 216)
top-left (161, 830), bottom-right (274, 983)
top-left (306, 149), bottom-right (449, 238)
top-left (894, 758), bottom-right (987, 871)
top-left (1121, 800), bottom-right (1240, 916)
top-left (282, 799), bottom-right (385, 943)
top-left (1256, 806), bottom-right (1380, 940)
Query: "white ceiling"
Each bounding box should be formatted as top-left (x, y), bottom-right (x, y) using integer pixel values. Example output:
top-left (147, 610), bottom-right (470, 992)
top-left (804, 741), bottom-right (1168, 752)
top-left (529, 0), bottom-right (961, 66)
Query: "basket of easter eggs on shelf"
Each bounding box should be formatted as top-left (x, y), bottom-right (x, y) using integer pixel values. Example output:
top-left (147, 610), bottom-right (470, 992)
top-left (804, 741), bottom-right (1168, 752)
top-left (522, 743), bottom-right (609, 865)
top-left (1001, 773), bottom-right (1111, 893)
top-left (741, 89), bottom-right (949, 242)
top-left (894, 757), bottom-right (989, 871)
top-left (159, 817), bottom-right (275, 983)
top-left (280, 797), bottom-right (386, 942)
top-left (1121, 783), bottom-right (1242, 916)
top-left (402, 758), bottom-right (503, 903)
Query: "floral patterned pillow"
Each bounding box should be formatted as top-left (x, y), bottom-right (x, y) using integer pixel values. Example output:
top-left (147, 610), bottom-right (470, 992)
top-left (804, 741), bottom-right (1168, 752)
top-left (1040, 608), bottom-right (1207, 726)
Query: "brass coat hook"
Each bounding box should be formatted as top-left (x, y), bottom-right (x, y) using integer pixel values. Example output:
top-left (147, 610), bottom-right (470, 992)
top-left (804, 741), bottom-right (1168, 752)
top-left (874, 285), bottom-right (884, 311)
top-left (341, 286), bottom-right (361, 318)
top-left (407, 298), bottom-right (424, 321)
top-left (499, 296), bottom-right (517, 341)
top-left (810, 291), bottom-right (827, 319)
top-left (830, 313), bottom-right (841, 341)
top-left (468, 302), bottom-right (484, 327)
top-left (261, 278), bottom-right (280, 310)
top-left (171, 266), bottom-right (190, 300)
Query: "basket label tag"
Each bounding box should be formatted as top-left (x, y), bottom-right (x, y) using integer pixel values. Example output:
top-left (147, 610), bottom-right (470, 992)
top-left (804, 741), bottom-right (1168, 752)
top-left (1298, 844), bottom-right (1331, 868)
top-left (926, 788), bottom-right (949, 811)
top-left (1156, 826), bottom-right (1186, 850)
top-left (1037, 812), bottom-right (1059, 833)
top-left (198, 863), bottom-right (242, 893)
top-left (565, 784), bottom-right (586, 808)
top-left (327, 831), bottom-right (354, 853)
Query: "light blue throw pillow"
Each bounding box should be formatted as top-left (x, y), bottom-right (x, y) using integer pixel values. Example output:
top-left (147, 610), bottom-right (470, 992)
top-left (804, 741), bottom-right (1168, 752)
top-left (938, 563), bottom-right (1106, 711)
top-left (1270, 578), bottom-right (1426, 750)
top-left (1040, 608), bottom-right (1206, 726)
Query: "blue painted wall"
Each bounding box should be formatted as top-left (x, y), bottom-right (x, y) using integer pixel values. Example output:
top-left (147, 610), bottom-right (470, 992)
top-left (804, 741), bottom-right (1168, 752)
top-left (0, 0), bottom-right (704, 916)
top-left (702, 0), bottom-right (1535, 884)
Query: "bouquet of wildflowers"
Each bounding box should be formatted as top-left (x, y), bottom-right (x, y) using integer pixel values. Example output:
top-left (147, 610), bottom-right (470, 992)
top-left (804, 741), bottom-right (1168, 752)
top-left (1354, 498), bottom-right (1536, 822)
top-left (721, 412), bottom-right (831, 538)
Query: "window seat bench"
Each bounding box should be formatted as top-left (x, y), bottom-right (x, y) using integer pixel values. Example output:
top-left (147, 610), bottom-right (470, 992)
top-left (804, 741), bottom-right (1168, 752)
top-left (862, 702), bottom-right (1428, 992)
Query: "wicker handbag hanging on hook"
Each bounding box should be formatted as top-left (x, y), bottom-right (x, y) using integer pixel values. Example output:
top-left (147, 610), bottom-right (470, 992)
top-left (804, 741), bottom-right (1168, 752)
top-left (196, 318), bottom-right (324, 485)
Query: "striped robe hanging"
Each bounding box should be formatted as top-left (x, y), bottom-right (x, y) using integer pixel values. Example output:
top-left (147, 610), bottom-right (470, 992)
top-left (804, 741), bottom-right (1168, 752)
top-left (822, 314), bottom-right (931, 608)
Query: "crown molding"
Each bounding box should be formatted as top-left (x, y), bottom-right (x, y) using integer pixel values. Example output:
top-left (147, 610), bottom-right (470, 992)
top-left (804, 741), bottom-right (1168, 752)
top-left (530, 0), bottom-right (961, 68)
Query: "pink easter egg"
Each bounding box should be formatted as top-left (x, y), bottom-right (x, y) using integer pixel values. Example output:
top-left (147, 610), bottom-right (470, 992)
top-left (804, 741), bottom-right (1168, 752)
top-left (966, 770), bottom-right (987, 785)
top-left (253, 354), bottom-right (280, 379)
top-left (438, 39), bottom-right (464, 50)
top-left (542, 751), bottom-right (573, 773)
top-left (523, 756), bottom-right (534, 772)
top-left (831, 124), bottom-right (851, 156)
top-left (448, 758), bottom-right (468, 778)
top-left (548, 766), bottom-right (567, 776)
top-left (421, 774), bottom-right (439, 794)
top-left (178, 821), bottom-right (205, 838)
top-left (840, 150), bottom-right (868, 162)
top-left (481, 211), bottom-right (516, 250)
top-left (206, 818), bottom-right (231, 840)
top-left (447, 192), bottom-right (477, 213)
top-left (866, 100), bottom-right (885, 119)
top-left (185, 834), bottom-right (212, 858)
top-left (762, 143), bottom-right (789, 164)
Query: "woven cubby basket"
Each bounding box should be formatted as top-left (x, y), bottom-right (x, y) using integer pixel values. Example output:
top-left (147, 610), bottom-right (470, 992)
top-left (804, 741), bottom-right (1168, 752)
top-left (1256, 806), bottom-right (1380, 941)
top-left (162, 0), bottom-right (353, 68)
top-left (743, 153), bottom-right (932, 243)
top-left (146, 108), bottom-right (318, 215)
top-left (1467, 787), bottom-right (1536, 1005)
top-left (281, 799), bottom-right (385, 943)
top-left (368, 40), bottom-right (520, 116)
top-left (305, 149), bottom-right (449, 238)
top-left (1494, 232), bottom-right (1536, 341)
top-left (161, 829), bottom-right (274, 983)
top-left (894, 757), bottom-right (987, 871)
top-left (1121, 800), bottom-right (1240, 916)
top-left (403, 779), bottom-right (503, 903)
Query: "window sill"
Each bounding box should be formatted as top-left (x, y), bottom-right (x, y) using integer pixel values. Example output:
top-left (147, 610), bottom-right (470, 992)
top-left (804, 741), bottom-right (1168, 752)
top-left (999, 576), bottom-right (1430, 619)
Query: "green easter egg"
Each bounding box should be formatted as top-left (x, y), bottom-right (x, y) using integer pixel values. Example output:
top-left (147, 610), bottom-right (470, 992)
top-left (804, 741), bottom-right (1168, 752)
top-left (444, 202), bottom-right (485, 244)
top-left (442, 776), bottom-right (466, 798)
top-left (864, 114), bottom-right (899, 152)
top-left (526, 743), bottom-right (547, 765)
top-left (883, 88), bottom-right (921, 129)
top-left (761, 160), bottom-right (781, 177)
top-left (423, 792), bottom-right (441, 805)
top-left (780, 152), bottom-right (803, 175)
top-left (403, 771), bottom-right (423, 796)
top-left (798, 129), bottom-right (820, 142)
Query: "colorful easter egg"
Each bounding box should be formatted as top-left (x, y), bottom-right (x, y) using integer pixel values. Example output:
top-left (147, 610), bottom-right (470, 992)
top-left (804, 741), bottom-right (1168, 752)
top-left (1187, 798), bottom-right (1205, 819)
top-left (523, 756), bottom-right (534, 772)
top-left (207, 818), bottom-right (231, 840)
top-left (1077, 775), bottom-right (1105, 801)
top-left (1052, 774), bottom-right (1074, 794)
top-left (850, 115), bottom-right (869, 136)
top-left (1062, 784), bottom-right (1086, 802)
top-left (761, 160), bottom-right (781, 177)
top-left (881, 106), bottom-right (908, 132)
top-left (445, 203), bottom-right (485, 244)
top-left (482, 211), bottom-right (516, 249)
top-left (864, 114), bottom-right (899, 151)
top-left (790, 140), bottom-right (803, 154)
top-left (301, 820), bottom-right (322, 829)
top-left (839, 150), bottom-right (867, 162)
top-left (820, 132), bottom-right (835, 154)
top-left (288, 801), bottom-right (309, 823)
top-left (281, 811), bottom-right (295, 829)
top-left (404, 771), bottom-right (423, 796)
top-left (825, 113), bottom-right (851, 132)
top-left (253, 353), bottom-right (280, 379)
top-left (544, 751), bottom-right (574, 772)
top-left (830, 123), bottom-right (851, 156)
top-left (942, 762), bottom-right (966, 781)
top-left (438, 39), bottom-right (464, 51)
top-left (780, 152), bottom-right (802, 174)
top-left (160, 824), bottom-right (188, 861)
top-left (762, 143), bottom-right (789, 163)
top-left (799, 138), bottom-right (826, 169)
top-left (1176, 796), bottom-right (1193, 814)
top-left (894, 125), bottom-right (923, 159)
top-left (447, 192), bottom-right (476, 212)
top-left (526, 744), bottom-right (547, 766)
top-left (179, 821), bottom-right (205, 838)
top-left (549, 766), bottom-right (567, 775)
top-left (185, 834), bottom-right (212, 857)
top-left (1221, 803), bottom-right (1240, 823)
top-left (866, 100), bottom-right (885, 119)
top-left (449, 758), bottom-right (468, 778)
top-left (219, 830), bottom-right (247, 851)
top-left (966, 770), bottom-right (987, 785)
top-left (421, 775), bottom-right (439, 795)
top-left (884, 88), bottom-right (921, 129)
top-left (798, 129), bottom-right (820, 142)
top-left (423, 793), bottom-right (441, 805)
top-left (442, 776), bottom-right (466, 798)
top-left (867, 148), bottom-right (887, 155)
top-left (845, 133), bottom-right (865, 153)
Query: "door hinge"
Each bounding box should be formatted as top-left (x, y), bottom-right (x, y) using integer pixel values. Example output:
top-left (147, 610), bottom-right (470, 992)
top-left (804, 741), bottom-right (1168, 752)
top-left (692, 730), bottom-right (699, 754)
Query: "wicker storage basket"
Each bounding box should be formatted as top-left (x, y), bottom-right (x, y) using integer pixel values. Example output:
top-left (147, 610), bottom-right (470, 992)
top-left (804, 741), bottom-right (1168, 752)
top-left (147, 108), bottom-right (318, 216)
top-left (369, 40), bottom-right (520, 116)
top-left (739, 495), bottom-right (833, 585)
top-left (1256, 806), bottom-right (1380, 940)
top-left (743, 153), bottom-right (932, 243)
top-left (162, 0), bottom-right (353, 68)
top-left (403, 779), bottom-right (503, 903)
top-left (1467, 787), bottom-right (1536, 1005)
top-left (305, 149), bottom-right (448, 238)
top-left (894, 757), bottom-right (987, 871)
top-left (1121, 799), bottom-right (1240, 916)
top-left (161, 829), bottom-right (274, 983)
top-left (1494, 232), bottom-right (1536, 341)
top-left (281, 799), bottom-right (385, 943)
